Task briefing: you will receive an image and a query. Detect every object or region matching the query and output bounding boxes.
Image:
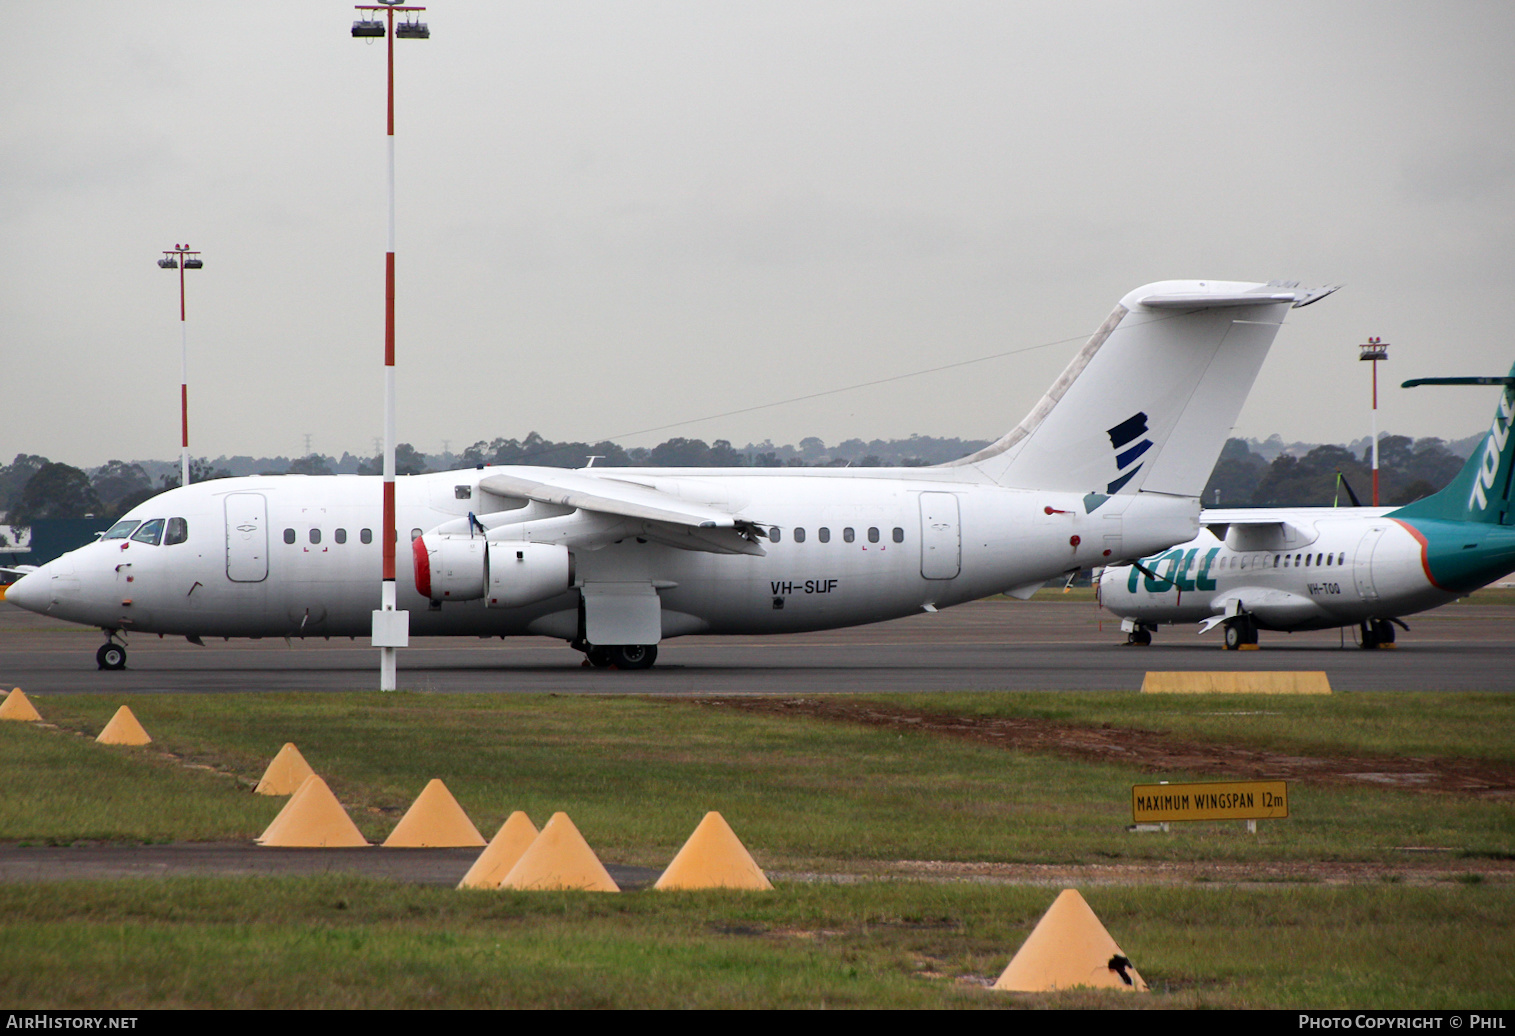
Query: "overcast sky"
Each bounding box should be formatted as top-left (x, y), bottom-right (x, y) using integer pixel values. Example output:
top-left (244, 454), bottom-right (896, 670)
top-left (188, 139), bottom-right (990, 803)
top-left (4, 1), bottom-right (1512, 469)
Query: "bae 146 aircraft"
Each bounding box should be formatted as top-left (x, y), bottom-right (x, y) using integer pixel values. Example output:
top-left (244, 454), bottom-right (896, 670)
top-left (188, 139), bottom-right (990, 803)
top-left (1099, 364), bottom-right (1515, 649)
top-left (6, 279), bottom-right (1334, 671)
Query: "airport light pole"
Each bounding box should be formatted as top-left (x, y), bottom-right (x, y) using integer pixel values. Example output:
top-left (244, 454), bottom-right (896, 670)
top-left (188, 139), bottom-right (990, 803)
top-left (158, 244), bottom-right (203, 488)
top-left (1359, 337), bottom-right (1388, 506)
top-left (353, 1), bottom-right (428, 691)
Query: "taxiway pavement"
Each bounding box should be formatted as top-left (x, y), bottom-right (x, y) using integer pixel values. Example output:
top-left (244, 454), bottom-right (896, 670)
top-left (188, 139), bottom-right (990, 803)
top-left (4, 597), bottom-right (1511, 694)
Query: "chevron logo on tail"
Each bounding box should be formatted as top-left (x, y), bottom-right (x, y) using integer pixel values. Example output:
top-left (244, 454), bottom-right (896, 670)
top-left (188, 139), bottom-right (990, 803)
top-left (1106, 412), bottom-right (1151, 494)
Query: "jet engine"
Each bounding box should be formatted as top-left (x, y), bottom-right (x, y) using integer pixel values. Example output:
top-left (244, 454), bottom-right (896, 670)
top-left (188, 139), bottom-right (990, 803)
top-left (414, 535), bottom-right (573, 608)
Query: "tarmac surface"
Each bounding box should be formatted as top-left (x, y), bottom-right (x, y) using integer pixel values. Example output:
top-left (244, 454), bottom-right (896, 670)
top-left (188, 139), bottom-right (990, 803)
top-left (2, 595), bottom-right (1512, 694)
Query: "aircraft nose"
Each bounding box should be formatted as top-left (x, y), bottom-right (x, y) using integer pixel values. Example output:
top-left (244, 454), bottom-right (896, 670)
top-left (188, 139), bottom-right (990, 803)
top-left (3, 570), bottom-right (47, 614)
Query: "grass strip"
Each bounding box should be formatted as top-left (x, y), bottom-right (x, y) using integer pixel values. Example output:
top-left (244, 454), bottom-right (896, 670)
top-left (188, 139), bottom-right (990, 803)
top-left (4, 693), bottom-right (1512, 865)
top-left (0, 877), bottom-right (1508, 1009)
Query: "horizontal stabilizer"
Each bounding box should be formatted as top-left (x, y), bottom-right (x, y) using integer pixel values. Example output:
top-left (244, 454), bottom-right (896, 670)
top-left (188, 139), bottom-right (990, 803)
top-left (1138, 285), bottom-right (1338, 310)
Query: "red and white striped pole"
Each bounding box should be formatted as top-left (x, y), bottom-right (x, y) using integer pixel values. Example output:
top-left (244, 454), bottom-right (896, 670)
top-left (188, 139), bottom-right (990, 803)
top-left (355, 3), bottom-right (427, 691)
top-left (159, 244), bottom-right (201, 488)
top-left (1359, 337), bottom-right (1389, 507)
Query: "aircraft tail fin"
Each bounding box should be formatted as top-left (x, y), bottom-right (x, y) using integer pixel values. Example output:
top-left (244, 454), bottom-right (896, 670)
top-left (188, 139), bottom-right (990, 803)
top-left (1390, 363), bottom-right (1515, 525)
top-left (947, 280), bottom-right (1334, 498)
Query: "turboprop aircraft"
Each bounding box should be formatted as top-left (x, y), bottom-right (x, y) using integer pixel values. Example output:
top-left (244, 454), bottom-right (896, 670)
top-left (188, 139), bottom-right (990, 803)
top-left (1098, 364), bottom-right (1515, 649)
top-left (7, 279), bottom-right (1335, 670)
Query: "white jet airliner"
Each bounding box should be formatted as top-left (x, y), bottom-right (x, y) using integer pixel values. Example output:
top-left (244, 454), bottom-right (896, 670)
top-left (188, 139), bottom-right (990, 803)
top-left (7, 279), bottom-right (1334, 670)
top-left (1098, 365), bottom-right (1515, 649)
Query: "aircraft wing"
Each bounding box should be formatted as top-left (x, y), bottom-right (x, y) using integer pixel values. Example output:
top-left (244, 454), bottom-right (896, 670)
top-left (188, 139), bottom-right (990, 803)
top-left (477, 470), bottom-right (769, 556)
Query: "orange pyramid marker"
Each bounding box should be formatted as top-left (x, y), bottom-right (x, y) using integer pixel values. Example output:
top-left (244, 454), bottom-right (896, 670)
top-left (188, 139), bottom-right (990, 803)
top-left (499, 812), bottom-right (619, 892)
top-left (256, 774), bottom-right (369, 848)
top-left (383, 778), bottom-right (486, 848)
top-left (96, 706), bottom-right (150, 745)
top-left (655, 812), bottom-right (773, 890)
top-left (993, 889), bottom-right (1146, 993)
top-left (0, 688), bottom-right (42, 722)
top-left (458, 812), bottom-right (540, 889)
top-left (254, 743), bottom-right (316, 796)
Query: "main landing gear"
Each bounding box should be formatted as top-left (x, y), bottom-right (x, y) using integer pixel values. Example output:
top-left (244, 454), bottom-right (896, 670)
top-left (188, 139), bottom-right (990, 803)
top-left (577, 643), bottom-right (659, 670)
top-left (1358, 618), bottom-right (1404, 649)
top-left (1123, 627), bottom-right (1152, 646)
top-left (96, 635), bottom-right (126, 671)
top-left (1223, 615), bottom-right (1259, 651)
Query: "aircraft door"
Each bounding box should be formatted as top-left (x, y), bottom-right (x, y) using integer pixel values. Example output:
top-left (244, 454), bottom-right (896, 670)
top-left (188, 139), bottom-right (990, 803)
top-left (1353, 526), bottom-right (1385, 602)
top-left (919, 492), bottom-right (961, 579)
top-left (225, 493), bottom-right (269, 583)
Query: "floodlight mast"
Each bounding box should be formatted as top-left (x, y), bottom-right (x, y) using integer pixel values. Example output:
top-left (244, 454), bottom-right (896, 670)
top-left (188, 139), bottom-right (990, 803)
top-left (1359, 337), bottom-right (1389, 506)
top-left (159, 244), bottom-right (202, 488)
top-left (353, 2), bottom-right (427, 691)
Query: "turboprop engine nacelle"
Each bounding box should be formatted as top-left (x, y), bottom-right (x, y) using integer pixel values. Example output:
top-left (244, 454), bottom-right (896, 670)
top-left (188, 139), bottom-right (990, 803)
top-left (414, 535), bottom-right (574, 608)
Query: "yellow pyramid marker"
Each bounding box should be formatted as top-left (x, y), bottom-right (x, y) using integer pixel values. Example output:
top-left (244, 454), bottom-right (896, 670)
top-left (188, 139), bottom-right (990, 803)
top-left (458, 812), bottom-right (540, 889)
top-left (254, 743), bottom-right (316, 796)
top-left (256, 774), bottom-right (369, 847)
top-left (994, 889), bottom-right (1146, 993)
top-left (654, 812), bottom-right (773, 891)
top-left (96, 705), bottom-right (150, 745)
top-left (383, 778), bottom-right (486, 848)
top-left (499, 812), bottom-right (619, 892)
top-left (0, 688), bottom-right (42, 722)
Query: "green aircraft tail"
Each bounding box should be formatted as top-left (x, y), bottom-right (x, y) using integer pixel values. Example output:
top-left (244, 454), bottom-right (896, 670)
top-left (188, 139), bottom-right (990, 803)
top-left (1390, 361), bottom-right (1515, 526)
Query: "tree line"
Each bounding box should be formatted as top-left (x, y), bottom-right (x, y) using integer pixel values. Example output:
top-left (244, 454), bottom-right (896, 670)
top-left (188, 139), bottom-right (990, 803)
top-left (0, 432), bottom-right (1478, 531)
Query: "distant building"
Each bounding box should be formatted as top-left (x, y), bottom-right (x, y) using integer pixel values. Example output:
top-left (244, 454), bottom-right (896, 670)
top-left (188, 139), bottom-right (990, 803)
top-left (0, 518), bottom-right (113, 577)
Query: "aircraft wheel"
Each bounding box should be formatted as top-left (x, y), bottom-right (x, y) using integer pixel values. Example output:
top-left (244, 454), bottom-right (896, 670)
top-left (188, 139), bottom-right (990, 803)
top-left (1359, 621), bottom-right (1379, 649)
top-left (1223, 617), bottom-right (1257, 651)
top-left (608, 644), bottom-right (658, 670)
top-left (584, 646), bottom-right (614, 668)
top-left (96, 642), bottom-right (126, 671)
top-left (1127, 629), bottom-right (1151, 646)
top-left (1374, 620), bottom-right (1396, 646)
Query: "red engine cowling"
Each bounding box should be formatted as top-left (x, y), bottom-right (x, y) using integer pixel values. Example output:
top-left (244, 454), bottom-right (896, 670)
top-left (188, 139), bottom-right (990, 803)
top-left (414, 534), bottom-right (572, 608)
top-left (414, 534), bottom-right (487, 601)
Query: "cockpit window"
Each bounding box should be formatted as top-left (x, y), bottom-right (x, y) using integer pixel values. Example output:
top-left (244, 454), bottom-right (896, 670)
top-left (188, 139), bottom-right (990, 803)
top-left (130, 519), bottom-right (165, 546)
top-left (103, 520), bottom-right (142, 540)
top-left (164, 518), bottom-right (189, 546)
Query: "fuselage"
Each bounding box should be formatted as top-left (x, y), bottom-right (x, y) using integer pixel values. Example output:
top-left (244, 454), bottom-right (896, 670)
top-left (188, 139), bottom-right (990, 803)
top-left (1098, 507), bottom-right (1515, 633)
top-left (11, 466), bottom-right (1199, 641)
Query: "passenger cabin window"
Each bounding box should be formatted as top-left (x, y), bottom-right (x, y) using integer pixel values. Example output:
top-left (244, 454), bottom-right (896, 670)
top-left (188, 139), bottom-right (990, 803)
top-left (893, 527), bottom-right (904, 543)
top-left (818, 527), bottom-right (831, 543)
top-left (103, 520), bottom-right (141, 540)
top-left (164, 518), bottom-right (188, 546)
top-left (843, 527), bottom-right (855, 543)
top-left (867, 527), bottom-right (880, 543)
top-left (335, 528), bottom-right (347, 544)
top-left (130, 519), bottom-right (165, 546)
top-left (360, 528), bottom-right (373, 544)
top-left (794, 527), bottom-right (806, 543)
top-left (769, 528), bottom-right (782, 543)
top-left (284, 529), bottom-right (296, 544)
top-left (310, 528), bottom-right (322, 545)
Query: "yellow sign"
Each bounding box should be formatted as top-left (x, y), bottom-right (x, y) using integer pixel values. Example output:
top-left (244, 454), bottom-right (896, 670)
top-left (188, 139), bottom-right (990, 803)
top-left (1131, 781), bottom-right (1288, 823)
